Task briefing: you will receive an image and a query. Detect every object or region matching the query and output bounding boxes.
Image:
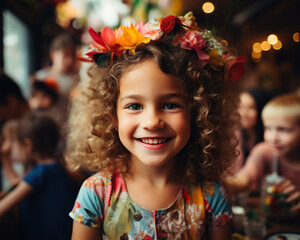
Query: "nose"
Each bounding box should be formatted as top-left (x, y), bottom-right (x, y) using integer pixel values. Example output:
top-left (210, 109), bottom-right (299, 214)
top-left (140, 109), bottom-right (165, 130)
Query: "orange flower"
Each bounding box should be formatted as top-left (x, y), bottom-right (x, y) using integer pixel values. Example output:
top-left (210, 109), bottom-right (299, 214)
top-left (117, 23), bottom-right (151, 53)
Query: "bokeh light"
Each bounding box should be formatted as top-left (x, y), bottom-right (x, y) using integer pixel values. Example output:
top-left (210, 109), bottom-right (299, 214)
top-left (293, 32), bottom-right (299, 42)
top-left (252, 42), bottom-right (262, 52)
top-left (252, 51), bottom-right (262, 59)
top-left (267, 34), bottom-right (278, 45)
top-left (273, 40), bottom-right (282, 50)
top-left (202, 2), bottom-right (215, 14)
top-left (261, 41), bottom-right (271, 51)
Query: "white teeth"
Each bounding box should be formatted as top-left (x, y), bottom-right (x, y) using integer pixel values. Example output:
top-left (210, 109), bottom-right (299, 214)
top-left (141, 138), bottom-right (166, 144)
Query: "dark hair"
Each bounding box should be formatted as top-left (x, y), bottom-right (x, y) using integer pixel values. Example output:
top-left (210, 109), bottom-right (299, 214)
top-left (0, 71), bottom-right (27, 105)
top-left (67, 41), bottom-right (239, 184)
top-left (32, 80), bottom-right (58, 103)
top-left (17, 114), bottom-right (60, 158)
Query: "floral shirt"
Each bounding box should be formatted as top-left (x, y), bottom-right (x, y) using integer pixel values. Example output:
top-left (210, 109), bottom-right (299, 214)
top-left (70, 172), bottom-right (232, 240)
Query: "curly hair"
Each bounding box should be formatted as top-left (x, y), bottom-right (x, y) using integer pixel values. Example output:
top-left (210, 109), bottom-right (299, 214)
top-left (66, 41), bottom-right (240, 184)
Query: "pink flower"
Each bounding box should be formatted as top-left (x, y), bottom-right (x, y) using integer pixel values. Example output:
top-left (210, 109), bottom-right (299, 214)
top-left (225, 56), bottom-right (247, 82)
top-left (137, 22), bottom-right (163, 40)
top-left (176, 31), bottom-right (209, 61)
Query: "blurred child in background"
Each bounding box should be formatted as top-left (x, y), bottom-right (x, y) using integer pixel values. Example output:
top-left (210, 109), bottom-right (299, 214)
top-left (234, 89), bottom-right (271, 171)
top-left (29, 79), bottom-right (58, 111)
top-left (226, 93), bottom-right (300, 213)
top-left (0, 120), bottom-right (32, 196)
top-left (0, 71), bottom-right (29, 128)
top-left (0, 114), bottom-right (77, 240)
top-left (33, 33), bottom-right (80, 132)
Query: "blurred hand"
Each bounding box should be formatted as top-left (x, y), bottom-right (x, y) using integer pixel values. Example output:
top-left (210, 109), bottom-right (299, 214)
top-left (277, 179), bottom-right (300, 212)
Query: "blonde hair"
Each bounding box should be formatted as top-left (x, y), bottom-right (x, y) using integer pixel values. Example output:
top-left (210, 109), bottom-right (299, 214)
top-left (66, 41), bottom-right (240, 184)
top-left (262, 93), bottom-right (300, 125)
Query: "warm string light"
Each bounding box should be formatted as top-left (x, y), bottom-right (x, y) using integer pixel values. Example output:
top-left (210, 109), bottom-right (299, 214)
top-left (202, 2), bottom-right (215, 14)
top-left (251, 33), bottom-right (285, 62)
top-left (293, 32), bottom-right (299, 42)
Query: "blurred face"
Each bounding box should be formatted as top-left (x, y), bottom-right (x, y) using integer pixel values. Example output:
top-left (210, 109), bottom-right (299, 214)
top-left (0, 96), bottom-right (23, 122)
top-left (10, 138), bottom-right (31, 163)
top-left (263, 115), bottom-right (300, 157)
top-left (29, 91), bottom-right (53, 110)
top-left (51, 47), bottom-right (76, 74)
top-left (116, 59), bottom-right (191, 168)
top-left (239, 92), bottom-right (258, 130)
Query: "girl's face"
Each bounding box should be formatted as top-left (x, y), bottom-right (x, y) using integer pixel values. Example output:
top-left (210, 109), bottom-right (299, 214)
top-left (263, 115), bottom-right (300, 158)
top-left (239, 92), bottom-right (258, 130)
top-left (116, 59), bottom-right (191, 168)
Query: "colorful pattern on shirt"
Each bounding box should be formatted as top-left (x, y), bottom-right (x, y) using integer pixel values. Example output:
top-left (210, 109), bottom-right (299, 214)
top-left (70, 172), bottom-right (232, 240)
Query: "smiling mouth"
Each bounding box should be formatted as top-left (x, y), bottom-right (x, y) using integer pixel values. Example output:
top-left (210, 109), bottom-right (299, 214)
top-left (138, 138), bottom-right (168, 145)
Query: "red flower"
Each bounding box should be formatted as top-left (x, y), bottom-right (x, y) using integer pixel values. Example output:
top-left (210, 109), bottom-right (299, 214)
top-left (75, 201), bottom-right (81, 209)
top-left (225, 56), bottom-right (247, 82)
top-left (143, 235), bottom-right (153, 240)
top-left (160, 15), bottom-right (182, 35)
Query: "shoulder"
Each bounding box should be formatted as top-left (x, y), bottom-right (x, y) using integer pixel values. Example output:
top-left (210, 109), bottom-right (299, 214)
top-left (251, 142), bottom-right (272, 155)
top-left (202, 182), bottom-right (231, 207)
top-left (78, 172), bottom-right (125, 203)
top-left (247, 142), bottom-right (273, 163)
top-left (23, 163), bottom-right (66, 187)
top-left (23, 164), bottom-right (47, 185)
top-left (202, 182), bottom-right (233, 230)
top-left (69, 172), bottom-right (124, 229)
top-left (34, 67), bottom-right (51, 79)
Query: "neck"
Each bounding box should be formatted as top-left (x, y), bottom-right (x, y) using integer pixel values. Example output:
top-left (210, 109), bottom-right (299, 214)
top-left (127, 157), bottom-right (180, 188)
top-left (51, 64), bottom-right (72, 75)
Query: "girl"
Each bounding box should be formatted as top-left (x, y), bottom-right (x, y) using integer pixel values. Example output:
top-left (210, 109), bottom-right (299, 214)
top-left (233, 89), bottom-right (272, 171)
top-left (0, 114), bottom-right (77, 240)
top-left (67, 12), bottom-right (245, 239)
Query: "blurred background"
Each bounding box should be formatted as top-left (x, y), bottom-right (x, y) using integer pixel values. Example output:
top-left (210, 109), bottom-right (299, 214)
top-left (1, 0), bottom-right (299, 96)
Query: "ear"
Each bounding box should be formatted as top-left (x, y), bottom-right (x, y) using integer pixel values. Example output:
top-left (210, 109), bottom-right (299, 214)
top-left (22, 137), bottom-right (33, 154)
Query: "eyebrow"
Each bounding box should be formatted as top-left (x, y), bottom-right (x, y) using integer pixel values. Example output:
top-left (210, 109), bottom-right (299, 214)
top-left (119, 93), bottom-right (186, 102)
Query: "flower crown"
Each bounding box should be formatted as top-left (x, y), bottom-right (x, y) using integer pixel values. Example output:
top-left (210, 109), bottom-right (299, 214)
top-left (80, 12), bottom-right (246, 82)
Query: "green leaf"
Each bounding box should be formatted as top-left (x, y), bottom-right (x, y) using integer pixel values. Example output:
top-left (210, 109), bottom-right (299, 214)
top-left (93, 52), bottom-right (111, 67)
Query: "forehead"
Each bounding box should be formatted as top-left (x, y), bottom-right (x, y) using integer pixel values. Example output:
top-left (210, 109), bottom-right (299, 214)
top-left (119, 59), bottom-right (183, 94)
top-left (263, 115), bottom-right (299, 126)
top-left (240, 92), bottom-right (256, 105)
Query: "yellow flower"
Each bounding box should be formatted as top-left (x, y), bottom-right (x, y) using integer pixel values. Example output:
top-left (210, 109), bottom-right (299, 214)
top-left (117, 23), bottom-right (151, 53)
top-left (208, 49), bottom-right (225, 71)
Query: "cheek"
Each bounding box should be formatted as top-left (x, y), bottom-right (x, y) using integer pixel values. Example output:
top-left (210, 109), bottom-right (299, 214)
top-left (174, 115), bottom-right (191, 140)
top-left (117, 114), bottom-right (136, 137)
top-left (263, 131), bottom-right (271, 142)
top-left (285, 134), bottom-right (300, 145)
top-left (248, 110), bottom-right (258, 122)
